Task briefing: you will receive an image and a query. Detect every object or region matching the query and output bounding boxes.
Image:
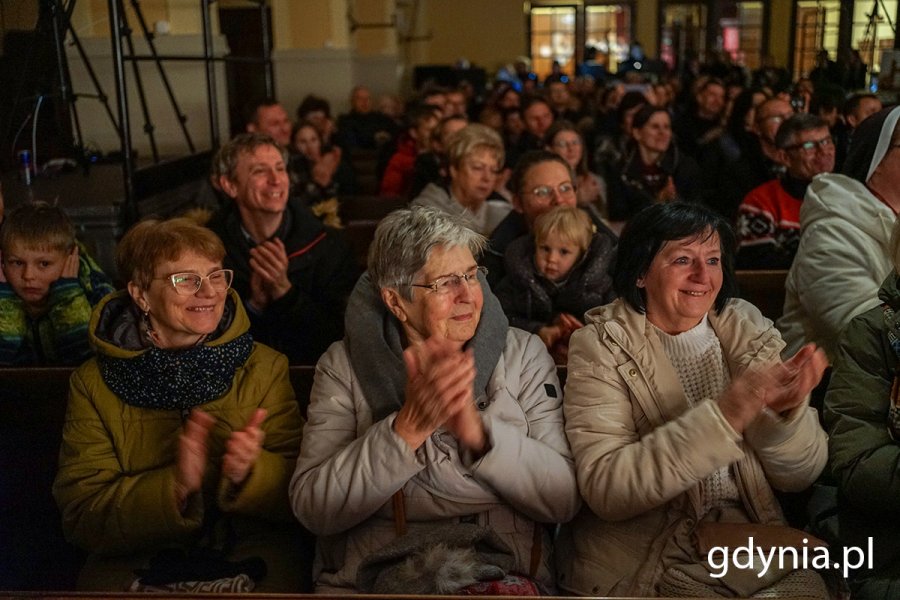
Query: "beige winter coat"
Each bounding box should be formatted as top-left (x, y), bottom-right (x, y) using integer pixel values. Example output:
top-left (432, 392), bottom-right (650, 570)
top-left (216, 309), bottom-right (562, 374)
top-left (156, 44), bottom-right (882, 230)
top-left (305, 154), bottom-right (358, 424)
top-left (557, 298), bottom-right (827, 596)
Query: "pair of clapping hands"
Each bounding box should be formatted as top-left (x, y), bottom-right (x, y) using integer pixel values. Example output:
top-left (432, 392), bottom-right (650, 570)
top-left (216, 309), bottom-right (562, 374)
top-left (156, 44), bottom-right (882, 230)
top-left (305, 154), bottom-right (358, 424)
top-left (393, 337), bottom-right (488, 456)
top-left (248, 238), bottom-right (292, 311)
top-left (175, 408), bottom-right (267, 510)
top-left (718, 343), bottom-right (827, 434)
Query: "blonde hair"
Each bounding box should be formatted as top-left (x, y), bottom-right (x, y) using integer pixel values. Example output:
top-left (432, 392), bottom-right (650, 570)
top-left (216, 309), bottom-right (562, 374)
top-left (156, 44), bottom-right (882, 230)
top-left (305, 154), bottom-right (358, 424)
top-left (0, 201), bottom-right (75, 254)
top-left (446, 123), bottom-right (504, 170)
top-left (533, 206), bottom-right (593, 253)
top-left (117, 217), bottom-right (225, 289)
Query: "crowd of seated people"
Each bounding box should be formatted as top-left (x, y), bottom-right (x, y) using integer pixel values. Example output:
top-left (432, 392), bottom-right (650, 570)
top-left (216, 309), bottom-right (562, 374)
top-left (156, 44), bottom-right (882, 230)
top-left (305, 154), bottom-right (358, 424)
top-left (3, 51), bottom-right (900, 599)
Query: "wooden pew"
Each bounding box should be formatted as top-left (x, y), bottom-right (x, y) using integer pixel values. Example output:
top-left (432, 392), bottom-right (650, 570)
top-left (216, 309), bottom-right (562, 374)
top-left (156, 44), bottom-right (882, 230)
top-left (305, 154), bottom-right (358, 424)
top-left (0, 364), bottom-right (568, 592)
top-left (337, 195), bottom-right (407, 269)
top-left (735, 269), bottom-right (788, 322)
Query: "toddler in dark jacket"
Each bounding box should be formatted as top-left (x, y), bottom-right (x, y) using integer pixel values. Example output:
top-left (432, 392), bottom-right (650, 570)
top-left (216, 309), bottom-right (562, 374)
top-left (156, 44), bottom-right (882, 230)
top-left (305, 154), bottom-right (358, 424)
top-left (495, 205), bottom-right (616, 362)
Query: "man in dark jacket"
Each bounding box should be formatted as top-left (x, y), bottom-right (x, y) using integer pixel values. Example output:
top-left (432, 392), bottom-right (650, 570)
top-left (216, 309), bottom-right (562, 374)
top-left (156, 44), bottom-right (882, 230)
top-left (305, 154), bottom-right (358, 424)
top-left (210, 133), bottom-right (360, 364)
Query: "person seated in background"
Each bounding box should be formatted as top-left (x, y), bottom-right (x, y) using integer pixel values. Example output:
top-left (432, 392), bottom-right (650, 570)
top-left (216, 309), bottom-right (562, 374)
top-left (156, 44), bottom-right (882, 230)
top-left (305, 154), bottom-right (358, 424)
top-left (290, 120), bottom-right (356, 226)
top-left (506, 95), bottom-right (555, 167)
top-left (697, 88), bottom-right (771, 223)
top-left (245, 98), bottom-right (293, 149)
top-left (495, 206), bottom-right (615, 363)
top-left (778, 106), bottom-right (900, 365)
top-left (52, 217), bottom-right (308, 592)
top-left (0, 201), bottom-right (114, 366)
top-left (736, 113), bottom-right (835, 269)
top-left (209, 133), bottom-right (359, 365)
top-left (483, 150), bottom-right (617, 287)
top-left (296, 94), bottom-right (338, 150)
top-left (289, 206), bottom-right (579, 594)
top-left (821, 217), bottom-right (900, 600)
top-left (544, 120), bottom-right (607, 219)
top-left (408, 114), bottom-right (468, 200)
top-left (606, 104), bottom-right (702, 223)
top-left (672, 76), bottom-right (726, 160)
top-left (411, 123), bottom-right (512, 236)
top-left (379, 104), bottom-right (441, 198)
top-left (336, 85), bottom-right (397, 151)
top-left (558, 202), bottom-right (829, 597)
top-left (833, 93), bottom-right (883, 169)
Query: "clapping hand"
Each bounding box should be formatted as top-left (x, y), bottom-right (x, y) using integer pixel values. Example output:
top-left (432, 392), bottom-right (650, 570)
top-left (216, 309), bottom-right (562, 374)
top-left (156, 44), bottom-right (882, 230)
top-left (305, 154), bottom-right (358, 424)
top-left (222, 408), bottom-right (267, 486)
top-left (394, 337), bottom-right (479, 451)
top-left (248, 238), bottom-right (292, 310)
top-left (175, 410), bottom-right (216, 508)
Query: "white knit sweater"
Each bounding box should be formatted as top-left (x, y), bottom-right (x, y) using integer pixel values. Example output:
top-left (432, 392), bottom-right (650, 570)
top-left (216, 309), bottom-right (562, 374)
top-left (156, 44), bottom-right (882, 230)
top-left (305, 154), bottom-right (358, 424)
top-left (655, 315), bottom-right (741, 515)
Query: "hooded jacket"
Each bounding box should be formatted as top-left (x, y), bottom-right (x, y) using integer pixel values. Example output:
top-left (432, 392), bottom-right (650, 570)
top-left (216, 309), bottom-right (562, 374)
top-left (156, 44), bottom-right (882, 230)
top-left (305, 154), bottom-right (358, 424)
top-left (289, 274), bottom-right (580, 593)
top-left (52, 290), bottom-right (307, 592)
top-left (0, 243), bottom-right (114, 365)
top-left (778, 106), bottom-right (900, 362)
top-left (557, 298), bottom-right (827, 596)
top-left (821, 271), bottom-right (900, 599)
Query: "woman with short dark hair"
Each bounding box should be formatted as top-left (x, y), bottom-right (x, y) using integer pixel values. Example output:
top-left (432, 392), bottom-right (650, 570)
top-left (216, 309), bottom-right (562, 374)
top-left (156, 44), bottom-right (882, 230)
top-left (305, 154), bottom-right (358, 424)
top-left (557, 202), bottom-right (829, 598)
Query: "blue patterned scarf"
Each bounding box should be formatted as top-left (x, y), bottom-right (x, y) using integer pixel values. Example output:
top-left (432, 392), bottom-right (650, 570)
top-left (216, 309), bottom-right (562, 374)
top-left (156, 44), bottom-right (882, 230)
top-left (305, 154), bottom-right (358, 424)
top-left (98, 333), bottom-right (253, 411)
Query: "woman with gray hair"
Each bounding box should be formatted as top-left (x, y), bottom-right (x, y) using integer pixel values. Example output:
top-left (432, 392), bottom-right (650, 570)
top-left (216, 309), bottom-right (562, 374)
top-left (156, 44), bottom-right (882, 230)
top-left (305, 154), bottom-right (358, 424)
top-left (412, 123), bottom-right (513, 235)
top-left (289, 205), bottom-right (579, 594)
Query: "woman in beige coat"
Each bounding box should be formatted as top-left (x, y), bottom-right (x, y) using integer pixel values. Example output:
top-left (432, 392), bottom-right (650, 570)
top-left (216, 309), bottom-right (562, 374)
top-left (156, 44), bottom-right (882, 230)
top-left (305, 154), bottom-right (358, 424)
top-left (557, 202), bottom-right (829, 598)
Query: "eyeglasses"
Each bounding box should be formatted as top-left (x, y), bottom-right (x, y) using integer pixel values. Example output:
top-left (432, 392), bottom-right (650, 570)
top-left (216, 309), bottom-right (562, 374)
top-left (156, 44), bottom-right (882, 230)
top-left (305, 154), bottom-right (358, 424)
top-left (410, 266), bottom-right (487, 295)
top-left (784, 136), bottom-right (834, 154)
top-left (553, 139), bottom-right (582, 149)
top-left (527, 182), bottom-right (576, 201)
top-left (157, 269), bottom-right (234, 296)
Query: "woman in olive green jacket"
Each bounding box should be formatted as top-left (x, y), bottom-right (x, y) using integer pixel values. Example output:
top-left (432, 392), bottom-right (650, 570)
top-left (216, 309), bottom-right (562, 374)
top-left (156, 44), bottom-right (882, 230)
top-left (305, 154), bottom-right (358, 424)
top-left (52, 218), bottom-right (307, 592)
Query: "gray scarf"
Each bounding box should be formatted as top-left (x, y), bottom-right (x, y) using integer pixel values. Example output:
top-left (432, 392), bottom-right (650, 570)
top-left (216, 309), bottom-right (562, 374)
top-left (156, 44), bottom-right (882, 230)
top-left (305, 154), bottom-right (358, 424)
top-left (345, 270), bottom-right (508, 423)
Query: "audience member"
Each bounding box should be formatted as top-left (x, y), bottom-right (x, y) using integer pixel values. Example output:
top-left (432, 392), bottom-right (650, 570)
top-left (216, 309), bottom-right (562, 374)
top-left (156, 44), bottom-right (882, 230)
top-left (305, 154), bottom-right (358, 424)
top-left (289, 206), bottom-right (579, 593)
top-left (379, 104), bottom-right (441, 197)
top-left (821, 217), bottom-right (900, 600)
top-left (411, 124), bottom-right (511, 236)
top-left (606, 104), bottom-right (702, 223)
top-left (209, 133), bottom-right (359, 364)
top-left (673, 77), bottom-right (726, 159)
top-left (245, 98), bottom-right (292, 149)
top-left (698, 88), bottom-right (772, 222)
top-left (736, 113), bottom-right (835, 269)
top-left (506, 95), bottom-right (555, 166)
top-left (409, 114), bottom-right (468, 199)
top-left (834, 93), bottom-right (883, 169)
top-left (495, 205), bottom-right (615, 363)
top-left (52, 217), bottom-right (307, 592)
top-left (779, 106), bottom-right (900, 363)
top-left (592, 89), bottom-right (649, 178)
top-left (336, 85), bottom-right (397, 151)
top-left (545, 120), bottom-right (607, 217)
top-left (558, 201), bottom-right (828, 597)
top-left (0, 202), bottom-right (114, 366)
top-left (483, 151), bottom-right (575, 285)
top-left (296, 95), bottom-right (338, 149)
top-left (444, 86), bottom-right (469, 118)
top-left (290, 120), bottom-right (356, 220)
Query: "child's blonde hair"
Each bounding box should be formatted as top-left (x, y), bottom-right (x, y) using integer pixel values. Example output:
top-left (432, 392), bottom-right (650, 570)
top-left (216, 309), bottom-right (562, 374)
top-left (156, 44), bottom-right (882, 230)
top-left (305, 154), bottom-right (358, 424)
top-left (0, 201), bottom-right (76, 254)
top-left (533, 206), bottom-right (594, 253)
